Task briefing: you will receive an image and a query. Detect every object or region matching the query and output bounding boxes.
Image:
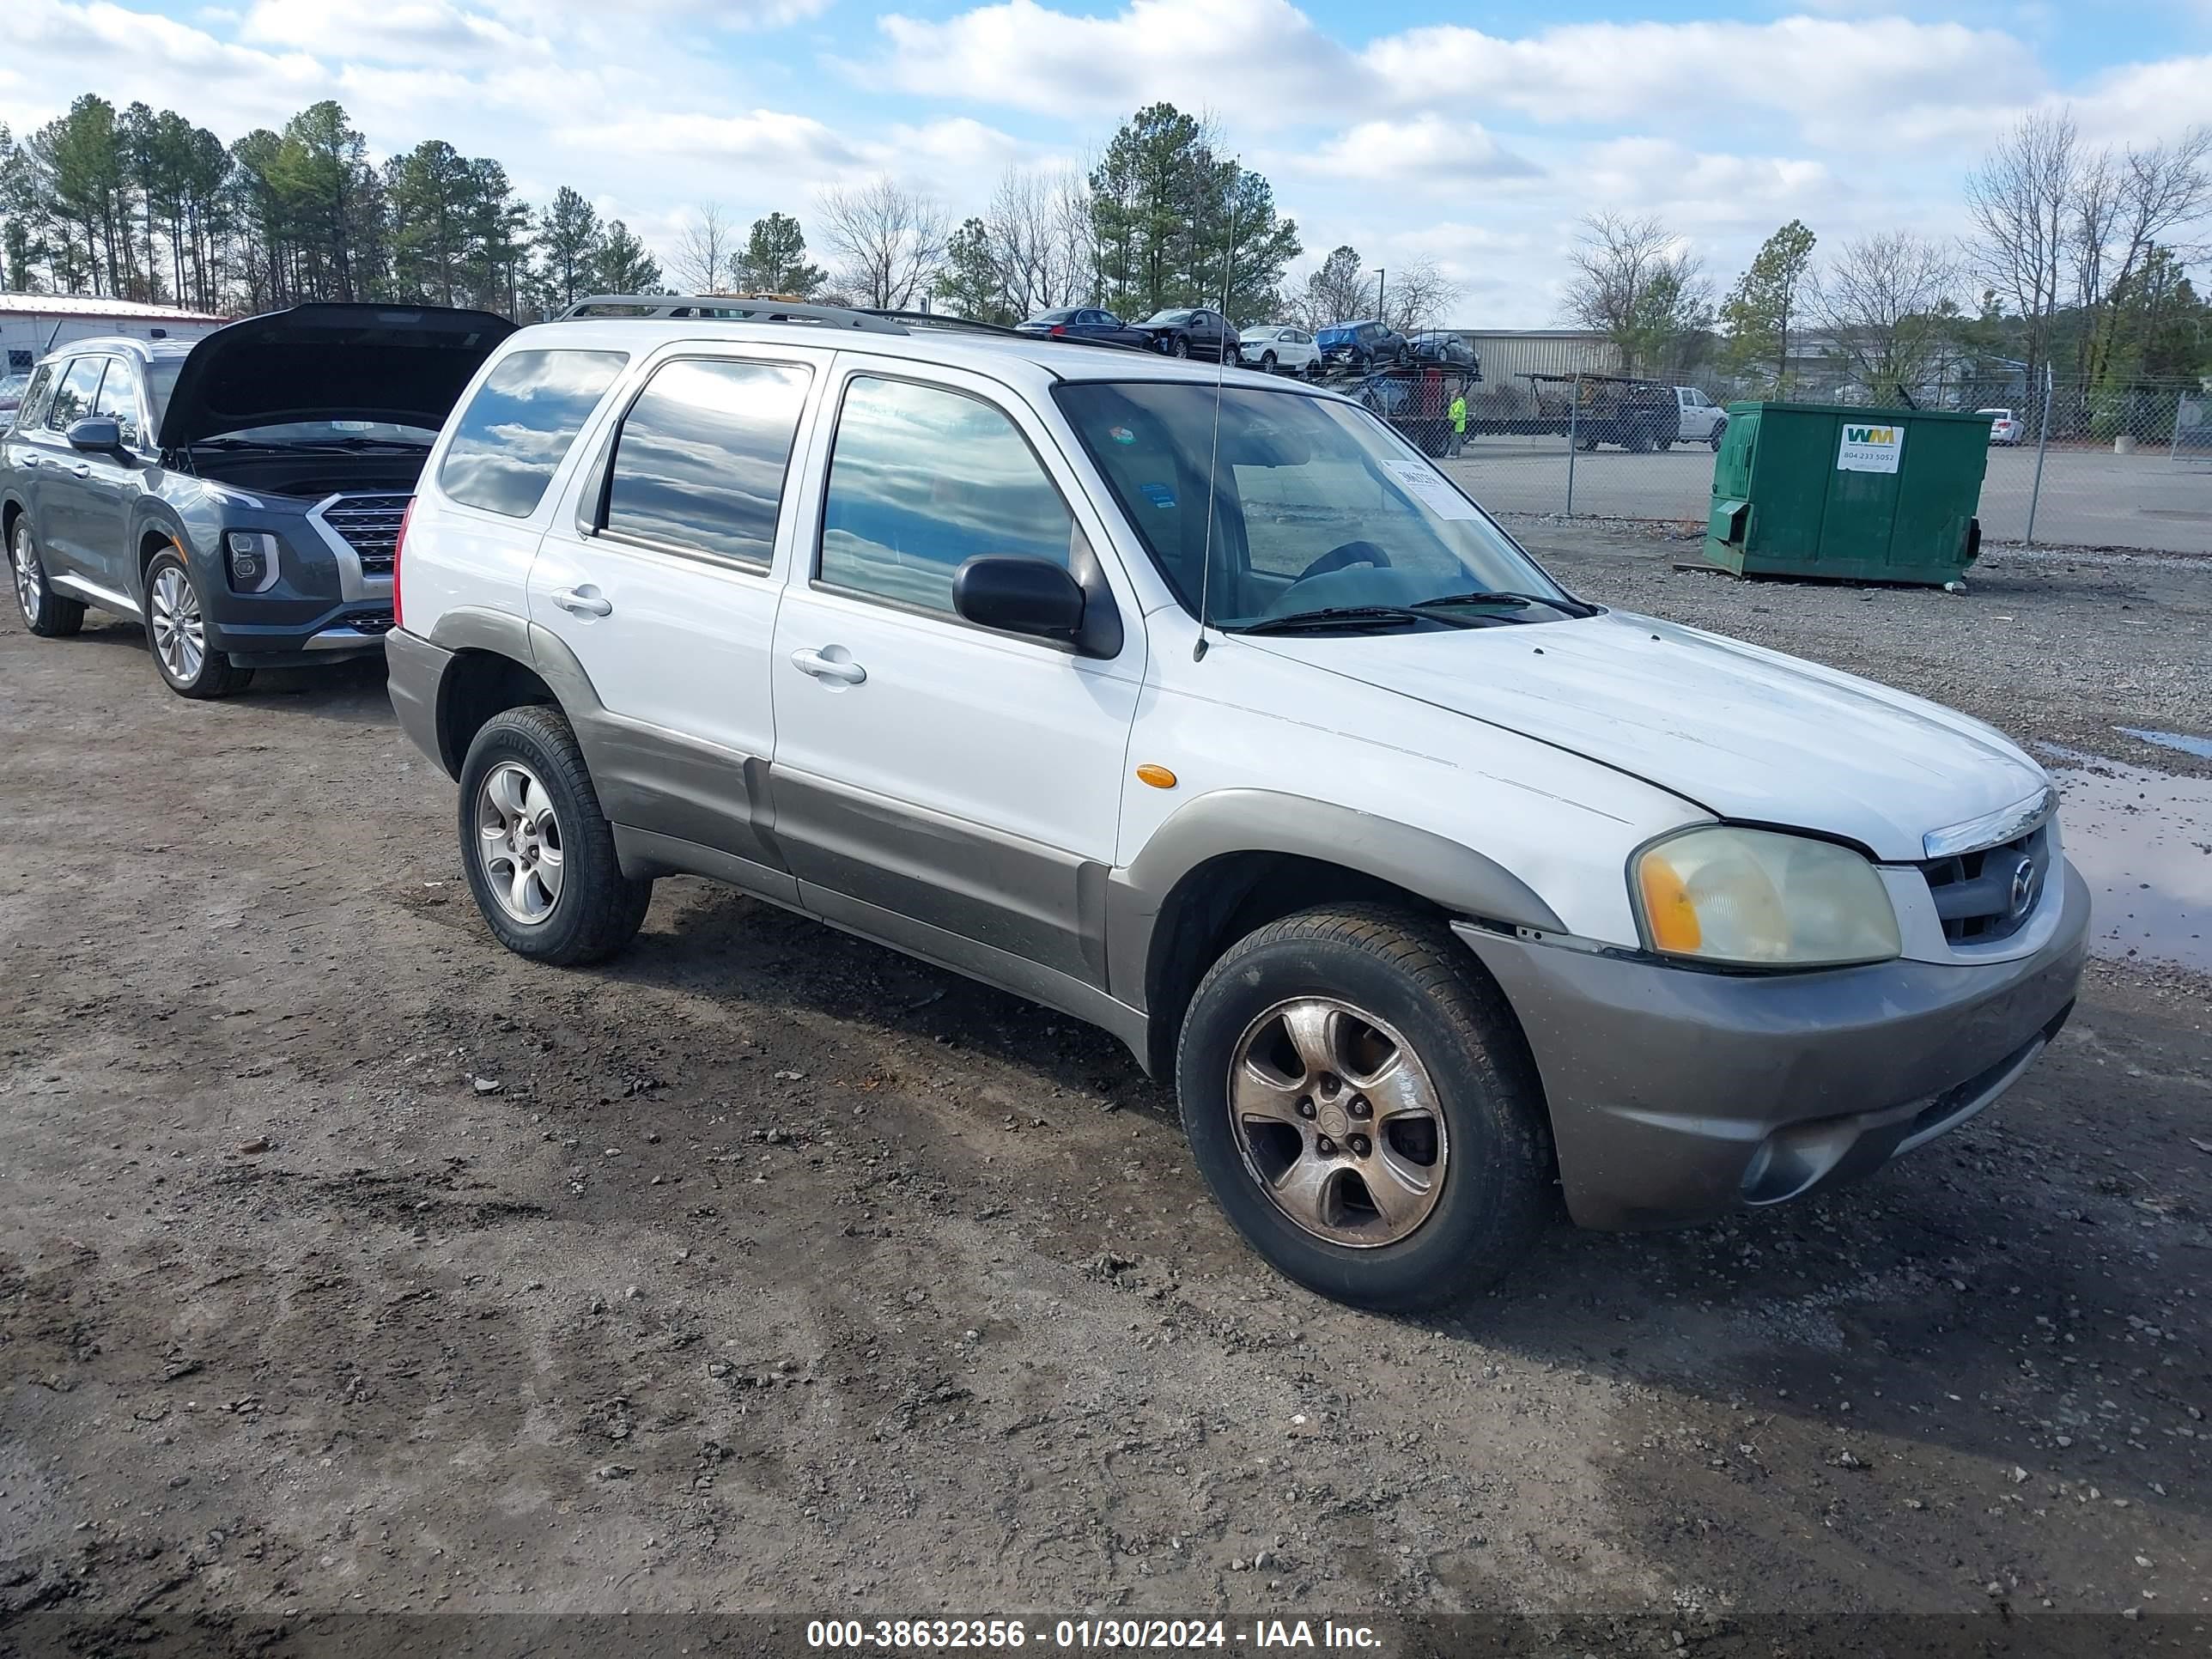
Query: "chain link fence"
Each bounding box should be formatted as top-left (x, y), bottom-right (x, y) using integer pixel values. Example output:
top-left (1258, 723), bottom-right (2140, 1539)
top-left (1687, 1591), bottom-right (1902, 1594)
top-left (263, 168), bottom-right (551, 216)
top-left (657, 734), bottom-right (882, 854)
top-left (1433, 368), bottom-right (2212, 556)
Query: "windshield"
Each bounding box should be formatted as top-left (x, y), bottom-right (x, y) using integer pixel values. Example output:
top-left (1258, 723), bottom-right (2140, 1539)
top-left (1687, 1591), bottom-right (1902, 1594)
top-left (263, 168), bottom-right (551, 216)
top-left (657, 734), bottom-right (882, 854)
top-left (1055, 380), bottom-right (1580, 632)
top-left (1143, 310), bottom-right (1193, 325)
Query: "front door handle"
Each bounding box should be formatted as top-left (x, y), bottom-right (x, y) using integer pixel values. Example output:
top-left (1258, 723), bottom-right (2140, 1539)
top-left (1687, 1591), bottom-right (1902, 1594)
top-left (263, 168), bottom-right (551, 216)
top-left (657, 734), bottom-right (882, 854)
top-left (552, 585), bottom-right (612, 618)
top-left (790, 647), bottom-right (866, 686)
top-left (19, 455), bottom-right (37, 468)
top-left (72, 463), bottom-right (91, 478)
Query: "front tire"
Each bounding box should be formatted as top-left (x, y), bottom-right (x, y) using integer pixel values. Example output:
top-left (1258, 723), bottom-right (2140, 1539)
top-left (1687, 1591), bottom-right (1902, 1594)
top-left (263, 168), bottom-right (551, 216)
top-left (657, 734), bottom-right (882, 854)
top-left (1176, 905), bottom-right (1553, 1313)
top-left (10, 514), bottom-right (85, 638)
top-left (459, 705), bottom-right (652, 966)
top-left (143, 550), bottom-right (251, 697)
top-left (1170, 335), bottom-right (1191, 359)
top-left (1261, 350), bottom-right (1277, 373)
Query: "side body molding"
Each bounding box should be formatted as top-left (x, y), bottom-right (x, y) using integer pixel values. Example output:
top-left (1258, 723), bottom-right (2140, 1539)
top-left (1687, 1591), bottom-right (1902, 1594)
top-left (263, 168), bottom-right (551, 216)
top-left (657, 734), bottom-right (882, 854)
top-left (1105, 788), bottom-right (1567, 1012)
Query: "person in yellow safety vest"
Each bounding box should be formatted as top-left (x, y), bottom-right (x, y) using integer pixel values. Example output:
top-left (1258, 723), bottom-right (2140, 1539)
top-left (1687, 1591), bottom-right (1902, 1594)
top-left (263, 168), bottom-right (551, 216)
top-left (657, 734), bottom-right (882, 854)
top-left (1448, 390), bottom-right (1468, 457)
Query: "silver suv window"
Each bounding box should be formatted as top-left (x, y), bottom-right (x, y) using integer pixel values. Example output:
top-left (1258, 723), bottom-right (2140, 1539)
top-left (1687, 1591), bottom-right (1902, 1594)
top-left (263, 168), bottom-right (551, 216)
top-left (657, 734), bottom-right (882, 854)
top-left (440, 349), bottom-right (629, 519)
top-left (599, 357), bottom-right (811, 568)
top-left (817, 375), bottom-right (1074, 616)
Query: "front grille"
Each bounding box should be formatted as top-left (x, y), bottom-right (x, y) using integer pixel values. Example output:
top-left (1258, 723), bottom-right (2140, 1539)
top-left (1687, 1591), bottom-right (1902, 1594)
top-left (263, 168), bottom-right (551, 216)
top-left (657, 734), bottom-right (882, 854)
top-left (1917, 821), bottom-right (2052, 945)
top-left (319, 493), bottom-right (412, 576)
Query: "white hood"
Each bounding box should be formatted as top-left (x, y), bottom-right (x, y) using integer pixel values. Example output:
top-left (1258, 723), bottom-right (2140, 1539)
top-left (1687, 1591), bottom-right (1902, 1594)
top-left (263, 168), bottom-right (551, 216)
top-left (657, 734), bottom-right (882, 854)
top-left (1244, 610), bottom-right (2047, 862)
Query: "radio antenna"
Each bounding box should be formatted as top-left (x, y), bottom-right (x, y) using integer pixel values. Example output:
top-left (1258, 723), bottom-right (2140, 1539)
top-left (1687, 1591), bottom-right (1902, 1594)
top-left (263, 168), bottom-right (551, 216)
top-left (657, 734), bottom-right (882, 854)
top-left (1194, 161), bottom-right (1236, 662)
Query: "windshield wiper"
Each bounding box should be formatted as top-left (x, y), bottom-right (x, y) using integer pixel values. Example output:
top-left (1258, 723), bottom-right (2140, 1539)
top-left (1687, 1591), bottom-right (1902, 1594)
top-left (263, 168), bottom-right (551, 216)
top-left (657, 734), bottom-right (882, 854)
top-left (1231, 605), bottom-right (1488, 635)
top-left (1412, 589), bottom-right (1595, 619)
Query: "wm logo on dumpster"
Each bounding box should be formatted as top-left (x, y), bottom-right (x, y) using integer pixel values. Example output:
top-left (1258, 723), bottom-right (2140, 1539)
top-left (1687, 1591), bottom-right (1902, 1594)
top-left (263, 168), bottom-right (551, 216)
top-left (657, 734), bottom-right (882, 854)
top-left (1845, 426), bottom-right (1898, 445)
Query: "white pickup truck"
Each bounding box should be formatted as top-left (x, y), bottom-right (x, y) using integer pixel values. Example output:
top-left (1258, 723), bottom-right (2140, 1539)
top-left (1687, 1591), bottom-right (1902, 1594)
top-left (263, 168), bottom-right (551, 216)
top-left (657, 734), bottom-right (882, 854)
top-left (1674, 386), bottom-right (1727, 448)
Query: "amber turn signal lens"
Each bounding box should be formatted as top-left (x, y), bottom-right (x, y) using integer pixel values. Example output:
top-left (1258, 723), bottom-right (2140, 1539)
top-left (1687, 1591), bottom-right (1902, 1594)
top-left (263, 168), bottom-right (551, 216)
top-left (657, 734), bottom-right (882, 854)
top-left (1638, 854), bottom-right (1702, 953)
top-left (1135, 764), bottom-right (1177, 789)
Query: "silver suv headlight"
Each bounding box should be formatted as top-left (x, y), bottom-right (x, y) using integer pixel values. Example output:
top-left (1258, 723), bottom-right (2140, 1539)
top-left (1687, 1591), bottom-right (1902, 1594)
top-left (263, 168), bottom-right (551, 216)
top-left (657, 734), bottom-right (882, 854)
top-left (1631, 827), bottom-right (1901, 968)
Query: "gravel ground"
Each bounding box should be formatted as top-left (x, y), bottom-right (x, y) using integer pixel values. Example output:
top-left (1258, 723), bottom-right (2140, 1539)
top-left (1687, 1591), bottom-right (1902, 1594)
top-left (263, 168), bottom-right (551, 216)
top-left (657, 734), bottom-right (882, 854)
top-left (2, 528), bottom-right (2208, 1656)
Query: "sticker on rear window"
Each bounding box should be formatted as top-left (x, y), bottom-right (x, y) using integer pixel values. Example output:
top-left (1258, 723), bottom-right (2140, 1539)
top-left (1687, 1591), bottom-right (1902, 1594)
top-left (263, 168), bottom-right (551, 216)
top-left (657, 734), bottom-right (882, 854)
top-left (1139, 481), bottom-right (1176, 508)
top-left (1109, 426), bottom-right (1136, 445)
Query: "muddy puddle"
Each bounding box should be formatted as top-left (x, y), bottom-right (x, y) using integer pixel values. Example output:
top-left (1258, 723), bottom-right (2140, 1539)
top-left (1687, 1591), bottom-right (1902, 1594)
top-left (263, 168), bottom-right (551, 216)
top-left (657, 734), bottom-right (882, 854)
top-left (2036, 744), bottom-right (2212, 971)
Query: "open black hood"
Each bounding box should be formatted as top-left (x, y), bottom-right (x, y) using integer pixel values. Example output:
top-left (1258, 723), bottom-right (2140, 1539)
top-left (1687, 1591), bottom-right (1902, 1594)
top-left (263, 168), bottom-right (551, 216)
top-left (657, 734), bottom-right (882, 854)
top-left (158, 302), bottom-right (517, 449)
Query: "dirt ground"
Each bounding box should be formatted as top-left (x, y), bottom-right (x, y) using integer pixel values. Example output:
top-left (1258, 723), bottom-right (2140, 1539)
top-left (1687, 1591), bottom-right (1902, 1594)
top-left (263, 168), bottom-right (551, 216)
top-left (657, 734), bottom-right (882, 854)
top-left (3, 527), bottom-right (2208, 1656)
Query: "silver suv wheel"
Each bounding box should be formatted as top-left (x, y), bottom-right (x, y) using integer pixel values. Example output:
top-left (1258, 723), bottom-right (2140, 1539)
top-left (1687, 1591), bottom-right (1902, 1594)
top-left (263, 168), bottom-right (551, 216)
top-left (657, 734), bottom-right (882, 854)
top-left (149, 564), bottom-right (205, 682)
top-left (1228, 995), bottom-right (1449, 1247)
top-left (12, 521), bottom-right (40, 624)
top-left (476, 760), bottom-right (566, 924)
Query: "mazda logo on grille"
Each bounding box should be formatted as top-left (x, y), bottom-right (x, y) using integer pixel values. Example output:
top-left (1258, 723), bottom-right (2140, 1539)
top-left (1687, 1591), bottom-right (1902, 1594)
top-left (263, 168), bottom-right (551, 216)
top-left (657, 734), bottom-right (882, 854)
top-left (2008, 856), bottom-right (2039, 920)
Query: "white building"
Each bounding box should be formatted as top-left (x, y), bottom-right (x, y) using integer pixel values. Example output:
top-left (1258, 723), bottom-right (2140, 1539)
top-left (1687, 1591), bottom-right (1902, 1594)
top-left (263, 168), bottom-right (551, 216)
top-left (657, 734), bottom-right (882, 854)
top-left (2, 293), bottom-right (229, 376)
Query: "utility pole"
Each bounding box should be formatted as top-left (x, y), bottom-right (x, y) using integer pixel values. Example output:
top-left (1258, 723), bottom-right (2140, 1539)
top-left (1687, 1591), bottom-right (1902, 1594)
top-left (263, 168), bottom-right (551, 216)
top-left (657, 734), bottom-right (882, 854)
top-left (1376, 269), bottom-right (1387, 326)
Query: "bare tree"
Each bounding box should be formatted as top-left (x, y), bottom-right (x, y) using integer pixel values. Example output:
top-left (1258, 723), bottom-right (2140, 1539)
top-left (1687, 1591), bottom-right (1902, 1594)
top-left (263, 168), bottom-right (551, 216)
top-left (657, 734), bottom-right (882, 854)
top-left (983, 167), bottom-right (1093, 317)
top-left (1807, 231), bottom-right (1963, 405)
top-left (2073, 126), bottom-right (2212, 380)
top-left (1965, 109), bottom-right (2079, 386)
top-left (1561, 211), bottom-right (1711, 376)
top-left (1378, 256), bottom-right (1459, 333)
top-left (816, 176), bottom-right (946, 311)
top-left (1290, 244), bottom-right (1370, 330)
top-left (672, 202), bottom-right (735, 294)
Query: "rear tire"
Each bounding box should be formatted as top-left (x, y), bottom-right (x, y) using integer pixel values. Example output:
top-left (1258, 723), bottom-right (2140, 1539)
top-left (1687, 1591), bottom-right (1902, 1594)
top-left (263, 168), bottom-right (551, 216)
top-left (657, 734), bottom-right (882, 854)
top-left (10, 514), bottom-right (85, 638)
top-left (143, 550), bottom-right (252, 697)
top-left (459, 704), bottom-right (652, 966)
top-left (1176, 904), bottom-right (1553, 1312)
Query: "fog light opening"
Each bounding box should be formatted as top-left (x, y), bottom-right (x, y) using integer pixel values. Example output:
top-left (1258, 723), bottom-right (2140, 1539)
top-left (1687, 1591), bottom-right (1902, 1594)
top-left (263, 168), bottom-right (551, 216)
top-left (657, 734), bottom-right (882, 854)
top-left (1740, 1118), bottom-right (1860, 1206)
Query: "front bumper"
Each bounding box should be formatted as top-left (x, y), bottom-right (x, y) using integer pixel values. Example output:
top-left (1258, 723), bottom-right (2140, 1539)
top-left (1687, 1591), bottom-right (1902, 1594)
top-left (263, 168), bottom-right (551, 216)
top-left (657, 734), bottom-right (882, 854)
top-left (211, 603), bottom-right (394, 665)
top-left (1454, 860), bottom-right (2090, 1230)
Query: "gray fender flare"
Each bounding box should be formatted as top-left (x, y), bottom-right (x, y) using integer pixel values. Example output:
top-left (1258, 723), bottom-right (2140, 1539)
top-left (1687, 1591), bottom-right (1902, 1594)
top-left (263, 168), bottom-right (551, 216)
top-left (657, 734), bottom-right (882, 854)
top-left (1105, 787), bottom-right (1566, 1012)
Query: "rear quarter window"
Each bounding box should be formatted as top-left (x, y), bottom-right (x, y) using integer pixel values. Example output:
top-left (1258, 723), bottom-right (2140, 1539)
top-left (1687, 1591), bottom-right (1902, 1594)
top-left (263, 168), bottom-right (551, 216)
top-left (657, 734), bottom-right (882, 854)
top-left (438, 349), bottom-right (629, 518)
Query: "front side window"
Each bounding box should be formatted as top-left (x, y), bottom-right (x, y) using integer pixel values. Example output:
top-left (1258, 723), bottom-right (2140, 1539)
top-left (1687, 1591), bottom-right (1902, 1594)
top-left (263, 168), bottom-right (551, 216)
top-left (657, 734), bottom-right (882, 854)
top-left (91, 361), bottom-right (143, 447)
top-left (1057, 380), bottom-right (1580, 633)
top-left (818, 375), bottom-right (1074, 617)
top-left (439, 349), bottom-right (629, 519)
top-left (600, 357), bottom-right (811, 568)
top-left (46, 358), bottom-right (103, 431)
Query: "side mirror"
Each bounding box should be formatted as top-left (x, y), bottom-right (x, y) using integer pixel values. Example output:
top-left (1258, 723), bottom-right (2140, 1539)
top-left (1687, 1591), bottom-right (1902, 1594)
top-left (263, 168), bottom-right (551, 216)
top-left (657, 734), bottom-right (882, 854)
top-left (66, 416), bottom-right (123, 452)
top-left (953, 555), bottom-right (1087, 646)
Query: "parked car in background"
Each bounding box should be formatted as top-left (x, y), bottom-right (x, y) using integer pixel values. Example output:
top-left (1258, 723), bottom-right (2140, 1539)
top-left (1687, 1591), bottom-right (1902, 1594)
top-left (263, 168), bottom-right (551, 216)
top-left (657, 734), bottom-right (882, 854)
top-left (1407, 331), bottom-right (1479, 370)
top-left (1133, 307), bottom-right (1238, 363)
top-left (383, 296), bottom-right (2087, 1314)
top-left (1316, 320), bottom-right (1407, 374)
top-left (1674, 386), bottom-right (1726, 447)
top-left (3, 302), bottom-right (513, 698)
top-left (1980, 408), bottom-right (2023, 445)
top-left (0, 372), bottom-right (32, 417)
top-left (1236, 325), bottom-right (1320, 377)
top-left (1014, 307), bottom-right (1153, 351)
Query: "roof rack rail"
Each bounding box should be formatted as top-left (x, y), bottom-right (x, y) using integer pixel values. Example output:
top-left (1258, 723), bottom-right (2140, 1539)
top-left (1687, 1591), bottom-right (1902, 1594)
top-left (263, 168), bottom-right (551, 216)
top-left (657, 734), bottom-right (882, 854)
top-left (554, 295), bottom-right (909, 335)
top-left (861, 308), bottom-right (1156, 354)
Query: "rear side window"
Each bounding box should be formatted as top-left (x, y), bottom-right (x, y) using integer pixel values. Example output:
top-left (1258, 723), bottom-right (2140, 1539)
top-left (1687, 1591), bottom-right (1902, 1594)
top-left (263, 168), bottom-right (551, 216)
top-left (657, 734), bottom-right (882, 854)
top-left (11, 365), bottom-right (55, 430)
top-left (46, 358), bottom-right (103, 431)
top-left (817, 376), bottom-right (1074, 616)
top-left (599, 358), bottom-right (811, 568)
top-left (439, 349), bottom-right (628, 518)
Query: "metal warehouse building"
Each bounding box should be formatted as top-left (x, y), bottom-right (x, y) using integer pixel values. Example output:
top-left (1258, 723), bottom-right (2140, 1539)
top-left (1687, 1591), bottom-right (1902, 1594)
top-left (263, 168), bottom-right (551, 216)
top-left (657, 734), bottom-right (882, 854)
top-left (2, 293), bottom-right (229, 376)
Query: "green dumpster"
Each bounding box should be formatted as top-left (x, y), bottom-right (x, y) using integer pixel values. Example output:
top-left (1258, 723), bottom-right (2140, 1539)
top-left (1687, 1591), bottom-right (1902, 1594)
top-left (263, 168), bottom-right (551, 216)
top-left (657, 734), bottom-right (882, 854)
top-left (1699, 402), bottom-right (1991, 584)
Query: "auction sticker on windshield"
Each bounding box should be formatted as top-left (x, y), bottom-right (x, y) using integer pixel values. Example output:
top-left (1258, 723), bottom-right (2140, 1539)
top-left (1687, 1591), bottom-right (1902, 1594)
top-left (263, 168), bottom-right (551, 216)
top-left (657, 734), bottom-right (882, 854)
top-left (1837, 422), bottom-right (1905, 474)
top-left (1382, 457), bottom-right (1480, 520)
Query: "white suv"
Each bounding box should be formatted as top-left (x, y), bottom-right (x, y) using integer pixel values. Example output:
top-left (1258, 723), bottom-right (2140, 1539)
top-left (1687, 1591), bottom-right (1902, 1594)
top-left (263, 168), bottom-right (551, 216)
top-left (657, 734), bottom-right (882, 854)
top-left (386, 296), bottom-right (2087, 1311)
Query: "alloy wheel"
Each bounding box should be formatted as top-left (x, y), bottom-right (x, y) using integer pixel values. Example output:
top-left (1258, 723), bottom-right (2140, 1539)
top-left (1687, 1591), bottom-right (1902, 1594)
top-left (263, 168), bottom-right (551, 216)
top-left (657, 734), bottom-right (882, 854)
top-left (11, 525), bottom-right (39, 624)
top-left (149, 565), bottom-right (205, 683)
top-left (476, 760), bottom-right (566, 925)
top-left (1227, 996), bottom-right (1449, 1248)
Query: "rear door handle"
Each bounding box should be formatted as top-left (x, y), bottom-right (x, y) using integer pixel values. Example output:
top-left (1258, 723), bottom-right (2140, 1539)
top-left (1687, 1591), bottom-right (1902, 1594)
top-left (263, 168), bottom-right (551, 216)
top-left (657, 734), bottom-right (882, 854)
top-left (19, 455), bottom-right (37, 468)
top-left (72, 463), bottom-right (91, 478)
top-left (552, 585), bottom-right (612, 618)
top-left (790, 647), bottom-right (866, 686)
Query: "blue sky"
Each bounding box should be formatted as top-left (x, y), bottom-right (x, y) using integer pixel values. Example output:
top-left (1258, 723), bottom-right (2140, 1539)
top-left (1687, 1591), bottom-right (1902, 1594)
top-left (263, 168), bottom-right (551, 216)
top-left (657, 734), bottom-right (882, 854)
top-left (7, 0), bottom-right (2210, 323)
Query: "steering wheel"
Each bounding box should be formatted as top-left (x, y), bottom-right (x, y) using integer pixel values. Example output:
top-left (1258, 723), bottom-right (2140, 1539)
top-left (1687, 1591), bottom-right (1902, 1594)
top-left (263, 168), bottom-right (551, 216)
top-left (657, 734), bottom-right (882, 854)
top-left (1295, 540), bottom-right (1393, 583)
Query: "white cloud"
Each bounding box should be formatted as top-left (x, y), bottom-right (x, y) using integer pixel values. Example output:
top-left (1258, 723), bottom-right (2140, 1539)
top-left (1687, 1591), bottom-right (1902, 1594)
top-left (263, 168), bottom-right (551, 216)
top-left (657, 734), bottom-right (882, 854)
top-left (1291, 116), bottom-right (1540, 185)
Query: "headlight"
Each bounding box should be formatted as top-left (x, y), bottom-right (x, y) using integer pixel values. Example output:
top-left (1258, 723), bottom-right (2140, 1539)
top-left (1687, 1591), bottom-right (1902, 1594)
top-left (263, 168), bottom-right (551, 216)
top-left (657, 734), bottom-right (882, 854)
top-left (1631, 827), bottom-right (1900, 968)
top-left (225, 530), bottom-right (280, 592)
